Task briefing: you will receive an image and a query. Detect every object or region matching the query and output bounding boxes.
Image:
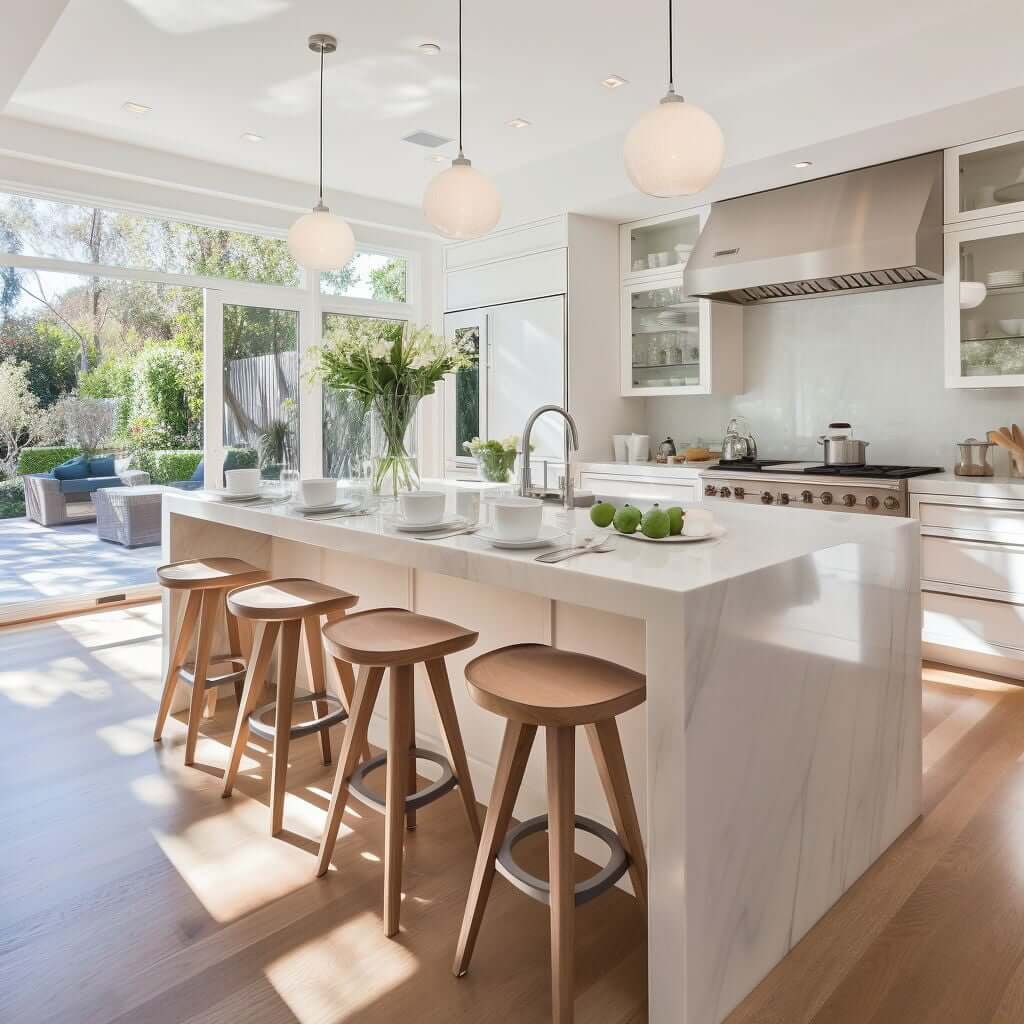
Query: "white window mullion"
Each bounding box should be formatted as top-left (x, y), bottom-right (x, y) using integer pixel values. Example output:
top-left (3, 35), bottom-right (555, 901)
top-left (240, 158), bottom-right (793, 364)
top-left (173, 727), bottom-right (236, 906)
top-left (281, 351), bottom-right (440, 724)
top-left (202, 288), bottom-right (226, 491)
top-left (299, 278), bottom-right (323, 478)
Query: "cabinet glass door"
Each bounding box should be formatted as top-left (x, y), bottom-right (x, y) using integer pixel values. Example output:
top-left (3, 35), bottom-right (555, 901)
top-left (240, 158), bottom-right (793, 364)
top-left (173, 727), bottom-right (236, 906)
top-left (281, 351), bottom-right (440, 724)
top-left (957, 230), bottom-right (1024, 381)
top-left (955, 136), bottom-right (1024, 221)
top-left (629, 281), bottom-right (701, 390)
top-left (627, 210), bottom-right (703, 275)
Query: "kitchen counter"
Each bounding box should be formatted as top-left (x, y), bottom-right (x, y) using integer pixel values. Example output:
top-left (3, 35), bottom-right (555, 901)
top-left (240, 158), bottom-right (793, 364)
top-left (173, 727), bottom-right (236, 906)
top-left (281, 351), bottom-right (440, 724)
top-left (161, 485), bottom-right (921, 1024)
top-left (576, 459), bottom-right (716, 479)
top-left (909, 470), bottom-right (1024, 500)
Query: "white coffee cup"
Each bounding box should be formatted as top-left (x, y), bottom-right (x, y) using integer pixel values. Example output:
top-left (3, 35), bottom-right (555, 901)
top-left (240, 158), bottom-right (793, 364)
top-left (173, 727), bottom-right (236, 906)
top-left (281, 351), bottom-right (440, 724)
top-left (400, 489), bottom-right (446, 526)
top-left (225, 468), bottom-right (260, 494)
top-left (492, 497), bottom-right (543, 541)
top-left (455, 489), bottom-right (482, 524)
top-left (612, 434), bottom-right (629, 462)
top-left (300, 478), bottom-right (338, 508)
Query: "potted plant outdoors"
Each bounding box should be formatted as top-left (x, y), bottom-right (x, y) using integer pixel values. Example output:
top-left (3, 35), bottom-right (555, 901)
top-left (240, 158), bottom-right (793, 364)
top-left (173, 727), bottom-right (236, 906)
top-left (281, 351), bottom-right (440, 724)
top-left (463, 436), bottom-right (527, 484)
top-left (312, 319), bottom-right (476, 495)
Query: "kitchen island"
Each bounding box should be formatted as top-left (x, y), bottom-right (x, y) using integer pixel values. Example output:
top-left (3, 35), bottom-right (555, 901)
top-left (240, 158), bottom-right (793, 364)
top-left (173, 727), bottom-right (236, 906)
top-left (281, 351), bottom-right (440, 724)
top-left (161, 485), bottom-right (921, 1024)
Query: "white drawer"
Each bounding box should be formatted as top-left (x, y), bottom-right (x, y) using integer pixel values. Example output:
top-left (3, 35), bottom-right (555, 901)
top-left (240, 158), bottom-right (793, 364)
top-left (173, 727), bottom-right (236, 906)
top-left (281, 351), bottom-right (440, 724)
top-left (923, 590), bottom-right (1024, 658)
top-left (579, 472), bottom-right (700, 506)
top-left (915, 496), bottom-right (1024, 543)
top-left (922, 535), bottom-right (1024, 599)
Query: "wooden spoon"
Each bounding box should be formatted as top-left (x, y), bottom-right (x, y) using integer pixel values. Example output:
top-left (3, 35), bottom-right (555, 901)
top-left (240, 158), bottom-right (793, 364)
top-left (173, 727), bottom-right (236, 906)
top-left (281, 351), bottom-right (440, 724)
top-left (989, 430), bottom-right (1024, 474)
top-left (1012, 424), bottom-right (1024, 449)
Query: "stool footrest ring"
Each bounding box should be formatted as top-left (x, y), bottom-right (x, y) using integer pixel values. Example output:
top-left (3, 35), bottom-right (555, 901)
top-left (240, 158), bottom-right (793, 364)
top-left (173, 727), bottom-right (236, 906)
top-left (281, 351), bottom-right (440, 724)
top-left (178, 658), bottom-right (246, 690)
top-left (495, 814), bottom-right (629, 908)
top-left (349, 748), bottom-right (457, 814)
top-left (248, 694), bottom-right (348, 741)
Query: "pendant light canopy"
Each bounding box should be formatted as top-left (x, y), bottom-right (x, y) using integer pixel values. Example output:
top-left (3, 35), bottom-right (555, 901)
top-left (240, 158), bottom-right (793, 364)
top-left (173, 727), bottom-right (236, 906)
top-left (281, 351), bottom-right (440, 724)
top-left (423, 0), bottom-right (501, 239)
top-left (288, 33), bottom-right (355, 270)
top-left (624, 2), bottom-right (724, 198)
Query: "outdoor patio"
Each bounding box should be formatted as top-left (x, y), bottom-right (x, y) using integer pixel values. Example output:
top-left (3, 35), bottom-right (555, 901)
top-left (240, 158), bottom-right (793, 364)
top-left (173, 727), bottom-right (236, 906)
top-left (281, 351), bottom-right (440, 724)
top-left (0, 517), bottom-right (161, 607)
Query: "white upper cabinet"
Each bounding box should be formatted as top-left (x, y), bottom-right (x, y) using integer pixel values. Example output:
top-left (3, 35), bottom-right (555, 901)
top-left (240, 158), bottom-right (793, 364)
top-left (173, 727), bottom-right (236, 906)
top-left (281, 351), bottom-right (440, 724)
top-left (945, 132), bottom-right (1024, 226)
top-left (619, 209), bottom-right (742, 397)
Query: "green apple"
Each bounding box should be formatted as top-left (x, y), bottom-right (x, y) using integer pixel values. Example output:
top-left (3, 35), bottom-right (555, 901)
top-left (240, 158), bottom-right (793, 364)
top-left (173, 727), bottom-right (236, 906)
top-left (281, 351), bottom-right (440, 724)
top-left (640, 504), bottom-right (671, 539)
top-left (613, 503), bottom-right (643, 534)
top-left (667, 506), bottom-right (684, 535)
top-left (590, 501), bottom-right (616, 528)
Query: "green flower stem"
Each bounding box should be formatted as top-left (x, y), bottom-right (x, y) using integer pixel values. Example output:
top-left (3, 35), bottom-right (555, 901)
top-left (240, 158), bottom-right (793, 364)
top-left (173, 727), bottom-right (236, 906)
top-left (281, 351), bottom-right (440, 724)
top-left (372, 393), bottom-right (419, 495)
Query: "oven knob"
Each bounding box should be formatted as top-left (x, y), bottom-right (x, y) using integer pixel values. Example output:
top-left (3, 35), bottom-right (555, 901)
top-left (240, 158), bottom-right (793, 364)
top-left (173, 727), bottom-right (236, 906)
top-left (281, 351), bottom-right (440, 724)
top-left (705, 484), bottom-right (717, 496)
top-left (820, 491), bottom-right (833, 505)
top-left (779, 492), bottom-right (790, 505)
top-left (720, 486), bottom-right (731, 498)
top-left (734, 486), bottom-right (745, 499)
top-left (884, 495), bottom-right (900, 511)
top-left (801, 490), bottom-right (814, 503)
top-left (865, 496), bottom-right (879, 510)
top-left (842, 494), bottom-right (856, 507)
top-left (761, 491), bottom-right (774, 504)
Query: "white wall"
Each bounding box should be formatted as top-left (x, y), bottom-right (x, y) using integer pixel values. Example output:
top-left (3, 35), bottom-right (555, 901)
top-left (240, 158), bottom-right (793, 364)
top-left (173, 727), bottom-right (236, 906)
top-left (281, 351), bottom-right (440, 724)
top-left (645, 284), bottom-right (1024, 470)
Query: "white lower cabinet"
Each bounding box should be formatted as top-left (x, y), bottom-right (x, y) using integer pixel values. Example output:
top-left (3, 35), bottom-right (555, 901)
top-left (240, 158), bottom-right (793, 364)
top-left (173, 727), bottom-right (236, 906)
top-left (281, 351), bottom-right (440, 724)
top-left (577, 467), bottom-right (703, 509)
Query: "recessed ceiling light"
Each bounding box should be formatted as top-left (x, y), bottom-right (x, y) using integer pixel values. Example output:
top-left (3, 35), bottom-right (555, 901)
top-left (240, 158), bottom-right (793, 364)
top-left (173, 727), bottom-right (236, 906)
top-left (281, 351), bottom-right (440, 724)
top-left (425, 154), bottom-right (447, 164)
top-left (122, 101), bottom-right (150, 115)
top-left (601, 75), bottom-right (629, 90)
top-left (507, 117), bottom-right (531, 129)
top-left (793, 160), bottom-right (813, 169)
top-left (240, 132), bottom-right (264, 144)
top-left (418, 42), bottom-right (441, 55)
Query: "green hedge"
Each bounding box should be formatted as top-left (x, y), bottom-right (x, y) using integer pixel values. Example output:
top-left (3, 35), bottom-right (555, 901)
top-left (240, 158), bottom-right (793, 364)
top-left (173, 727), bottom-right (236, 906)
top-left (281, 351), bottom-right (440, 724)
top-left (0, 478), bottom-right (26, 520)
top-left (17, 446), bottom-right (82, 476)
top-left (133, 447), bottom-right (257, 485)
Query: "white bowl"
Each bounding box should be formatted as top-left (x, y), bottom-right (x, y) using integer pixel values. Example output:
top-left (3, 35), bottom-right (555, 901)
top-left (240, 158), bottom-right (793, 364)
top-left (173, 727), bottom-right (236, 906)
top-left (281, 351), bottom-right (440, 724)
top-left (999, 318), bottom-right (1024, 337)
top-left (491, 497), bottom-right (543, 541)
top-left (400, 489), bottom-right (446, 525)
top-left (225, 468), bottom-right (260, 494)
top-left (299, 478), bottom-right (338, 507)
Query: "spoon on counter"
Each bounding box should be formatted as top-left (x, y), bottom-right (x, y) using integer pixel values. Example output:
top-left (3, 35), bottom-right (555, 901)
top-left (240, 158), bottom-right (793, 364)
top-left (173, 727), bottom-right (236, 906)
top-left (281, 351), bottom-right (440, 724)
top-left (535, 535), bottom-right (616, 564)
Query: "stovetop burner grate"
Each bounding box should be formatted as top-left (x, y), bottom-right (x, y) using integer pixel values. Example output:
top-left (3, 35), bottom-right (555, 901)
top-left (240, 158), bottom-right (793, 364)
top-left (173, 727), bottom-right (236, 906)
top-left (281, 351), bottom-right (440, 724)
top-left (711, 461), bottom-right (942, 479)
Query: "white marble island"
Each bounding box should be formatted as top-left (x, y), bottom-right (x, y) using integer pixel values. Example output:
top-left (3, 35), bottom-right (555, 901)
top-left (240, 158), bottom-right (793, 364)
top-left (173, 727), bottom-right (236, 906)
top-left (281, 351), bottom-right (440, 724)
top-left (161, 485), bottom-right (921, 1023)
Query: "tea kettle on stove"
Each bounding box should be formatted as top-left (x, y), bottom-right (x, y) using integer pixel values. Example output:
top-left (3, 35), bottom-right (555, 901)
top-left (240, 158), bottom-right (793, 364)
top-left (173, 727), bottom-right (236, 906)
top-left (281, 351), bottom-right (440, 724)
top-left (721, 417), bottom-right (757, 462)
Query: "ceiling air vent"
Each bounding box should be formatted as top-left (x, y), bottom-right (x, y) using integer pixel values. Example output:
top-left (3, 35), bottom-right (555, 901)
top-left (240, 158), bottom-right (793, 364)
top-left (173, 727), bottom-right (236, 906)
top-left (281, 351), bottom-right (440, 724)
top-left (401, 130), bottom-right (452, 149)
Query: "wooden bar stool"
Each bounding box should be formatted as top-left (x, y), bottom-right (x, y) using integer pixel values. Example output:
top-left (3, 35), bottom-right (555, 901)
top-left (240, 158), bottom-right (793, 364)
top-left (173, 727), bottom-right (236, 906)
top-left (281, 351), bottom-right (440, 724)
top-left (221, 578), bottom-right (360, 835)
top-left (315, 608), bottom-right (482, 937)
top-left (153, 557), bottom-right (269, 766)
top-left (452, 643), bottom-right (647, 1024)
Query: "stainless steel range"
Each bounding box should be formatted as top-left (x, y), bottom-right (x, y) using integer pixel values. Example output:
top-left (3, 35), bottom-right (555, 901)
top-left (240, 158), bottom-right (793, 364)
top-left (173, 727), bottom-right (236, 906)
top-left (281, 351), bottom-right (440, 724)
top-left (701, 460), bottom-right (943, 516)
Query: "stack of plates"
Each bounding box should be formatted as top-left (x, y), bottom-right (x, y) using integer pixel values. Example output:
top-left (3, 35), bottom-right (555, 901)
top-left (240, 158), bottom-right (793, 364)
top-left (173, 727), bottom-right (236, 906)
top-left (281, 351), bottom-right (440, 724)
top-left (657, 309), bottom-right (698, 328)
top-left (986, 270), bottom-right (1024, 289)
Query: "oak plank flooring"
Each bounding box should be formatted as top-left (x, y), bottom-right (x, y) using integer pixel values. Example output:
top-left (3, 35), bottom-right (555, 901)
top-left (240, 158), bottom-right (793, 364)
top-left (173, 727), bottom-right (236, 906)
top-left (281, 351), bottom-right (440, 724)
top-left (7, 610), bottom-right (1024, 1024)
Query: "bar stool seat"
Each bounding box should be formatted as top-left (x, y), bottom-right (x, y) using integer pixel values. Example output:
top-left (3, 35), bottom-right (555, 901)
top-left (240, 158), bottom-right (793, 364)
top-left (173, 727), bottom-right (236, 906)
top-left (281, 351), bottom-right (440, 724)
top-left (153, 557), bottom-right (270, 766)
top-left (454, 643), bottom-right (647, 1024)
top-left (316, 608), bottom-right (481, 937)
top-left (221, 578), bottom-right (360, 835)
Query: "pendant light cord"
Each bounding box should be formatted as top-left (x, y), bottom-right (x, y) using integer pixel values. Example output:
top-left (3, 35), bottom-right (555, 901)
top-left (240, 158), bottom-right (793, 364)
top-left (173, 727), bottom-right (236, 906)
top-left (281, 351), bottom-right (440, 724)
top-left (668, 0), bottom-right (674, 90)
top-left (458, 0), bottom-right (464, 155)
top-left (318, 44), bottom-right (325, 203)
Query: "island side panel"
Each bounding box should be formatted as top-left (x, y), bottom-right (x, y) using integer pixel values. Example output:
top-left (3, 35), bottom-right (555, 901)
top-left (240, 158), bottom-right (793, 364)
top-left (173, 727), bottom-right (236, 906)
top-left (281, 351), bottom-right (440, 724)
top-left (681, 533), bottom-right (922, 1024)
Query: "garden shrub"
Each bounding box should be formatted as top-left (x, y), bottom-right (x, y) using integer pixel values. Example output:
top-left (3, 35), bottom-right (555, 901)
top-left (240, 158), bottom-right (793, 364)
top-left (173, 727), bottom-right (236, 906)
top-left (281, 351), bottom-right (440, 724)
top-left (16, 445), bottom-right (82, 475)
top-left (132, 447), bottom-right (256, 484)
top-left (0, 477), bottom-right (25, 519)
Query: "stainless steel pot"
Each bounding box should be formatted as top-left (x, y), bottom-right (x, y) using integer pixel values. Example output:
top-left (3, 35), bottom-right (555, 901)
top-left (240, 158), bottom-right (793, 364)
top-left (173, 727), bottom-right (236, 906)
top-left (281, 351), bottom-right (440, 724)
top-left (817, 422), bottom-right (869, 465)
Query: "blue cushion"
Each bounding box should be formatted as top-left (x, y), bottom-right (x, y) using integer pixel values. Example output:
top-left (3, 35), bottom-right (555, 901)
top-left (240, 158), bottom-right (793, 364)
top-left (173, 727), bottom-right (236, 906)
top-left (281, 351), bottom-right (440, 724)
top-left (189, 459), bottom-right (205, 482)
top-left (53, 455), bottom-right (89, 481)
top-left (59, 476), bottom-right (121, 495)
top-left (88, 456), bottom-right (115, 477)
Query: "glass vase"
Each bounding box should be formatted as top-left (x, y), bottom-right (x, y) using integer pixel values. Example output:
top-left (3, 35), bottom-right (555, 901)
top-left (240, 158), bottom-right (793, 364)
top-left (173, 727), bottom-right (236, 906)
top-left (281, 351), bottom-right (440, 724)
top-left (475, 451), bottom-right (513, 483)
top-left (369, 393), bottom-right (421, 496)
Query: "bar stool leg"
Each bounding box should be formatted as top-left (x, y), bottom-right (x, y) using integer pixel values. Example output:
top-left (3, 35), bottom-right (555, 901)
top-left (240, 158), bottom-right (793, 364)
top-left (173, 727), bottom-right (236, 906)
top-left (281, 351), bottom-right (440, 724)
top-left (185, 590), bottom-right (219, 766)
top-left (384, 664), bottom-right (413, 936)
top-left (406, 685), bottom-right (417, 831)
top-left (316, 665), bottom-right (385, 876)
top-left (270, 619), bottom-right (301, 836)
top-left (453, 719), bottom-right (536, 977)
top-left (224, 597), bottom-right (246, 707)
top-left (302, 614), bottom-right (332, 766)
top-left (324, 609), bottom-right (372, 765)
top-left (153, 590), bottom-right (201, 743)
top-left (425, 658), bottom-right (481, 842)
top-left (222, 621), bottom-right (280, 796)
top-left (548, 725), bottom-right (576, 1024)
top-left (585, 719), bottom-right (648, 905)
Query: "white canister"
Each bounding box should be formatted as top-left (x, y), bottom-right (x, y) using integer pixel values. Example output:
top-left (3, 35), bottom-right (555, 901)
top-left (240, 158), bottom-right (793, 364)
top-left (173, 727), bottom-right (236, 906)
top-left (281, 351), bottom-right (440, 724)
top-left (612, 434), bottom-right (629, 462)
top-left (627, 434), bottom-right (650, 463)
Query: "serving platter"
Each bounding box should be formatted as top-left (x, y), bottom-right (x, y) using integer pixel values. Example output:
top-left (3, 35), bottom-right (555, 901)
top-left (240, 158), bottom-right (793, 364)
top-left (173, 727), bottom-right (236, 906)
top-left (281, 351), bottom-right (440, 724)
top-left (619, 523), bottom-right (726, 543)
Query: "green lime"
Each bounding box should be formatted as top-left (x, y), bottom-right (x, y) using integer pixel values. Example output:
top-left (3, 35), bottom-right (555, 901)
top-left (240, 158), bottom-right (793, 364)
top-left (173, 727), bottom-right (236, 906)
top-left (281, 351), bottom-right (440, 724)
top-left (613, 504), bottom-right (643, 534)
top-left (641, 504), bottom-right (671, 539)
top-left (590, 501), bottom-right (616, 528)
top-left (667, 506), bottom-right (684, 535)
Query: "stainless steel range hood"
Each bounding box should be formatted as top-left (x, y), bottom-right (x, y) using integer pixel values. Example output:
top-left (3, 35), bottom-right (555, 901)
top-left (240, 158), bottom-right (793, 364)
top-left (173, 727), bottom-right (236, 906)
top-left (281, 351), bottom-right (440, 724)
top-left (684, 152), bottom-right (943, 304)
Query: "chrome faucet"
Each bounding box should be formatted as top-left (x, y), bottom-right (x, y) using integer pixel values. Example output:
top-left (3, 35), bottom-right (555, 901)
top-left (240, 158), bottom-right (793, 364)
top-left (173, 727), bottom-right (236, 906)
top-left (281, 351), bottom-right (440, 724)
top-left (518, 404), bottom-right (580, 509)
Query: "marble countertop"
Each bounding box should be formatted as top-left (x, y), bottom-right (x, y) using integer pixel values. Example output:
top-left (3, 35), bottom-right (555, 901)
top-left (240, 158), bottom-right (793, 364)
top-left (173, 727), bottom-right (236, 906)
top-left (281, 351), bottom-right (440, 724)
top-left (909, 471), bottom-right (1024, 500)
top-left (164, 482), bottom-right (916, 616)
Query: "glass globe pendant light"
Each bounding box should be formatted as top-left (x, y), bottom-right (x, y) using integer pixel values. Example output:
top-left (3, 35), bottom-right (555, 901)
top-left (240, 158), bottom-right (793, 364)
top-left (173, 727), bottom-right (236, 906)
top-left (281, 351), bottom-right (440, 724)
top-left (423, 0), bottom-right (501, 239)
top-left (624, 1), bottom-right (724, 198)
top-left (288, 33), bottom-right (355, 270)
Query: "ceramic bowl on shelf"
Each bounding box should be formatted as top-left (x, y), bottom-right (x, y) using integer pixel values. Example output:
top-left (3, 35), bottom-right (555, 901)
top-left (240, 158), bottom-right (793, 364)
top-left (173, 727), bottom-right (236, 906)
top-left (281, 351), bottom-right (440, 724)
top-left (998, 318), bottom-right (1024, 337)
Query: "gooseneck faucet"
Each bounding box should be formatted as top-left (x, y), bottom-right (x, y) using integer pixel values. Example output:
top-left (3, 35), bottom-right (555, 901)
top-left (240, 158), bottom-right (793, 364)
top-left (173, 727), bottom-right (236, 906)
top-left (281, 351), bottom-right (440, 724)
top-left (518, 404), bottom-right (580, 509)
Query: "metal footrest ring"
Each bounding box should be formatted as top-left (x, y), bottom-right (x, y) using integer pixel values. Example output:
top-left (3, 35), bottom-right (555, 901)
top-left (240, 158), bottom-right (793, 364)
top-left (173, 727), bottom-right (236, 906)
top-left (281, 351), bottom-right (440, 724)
top-left (495, 814), bottom-right (629, 908)
top-left (248, 694), bottom-right (348, 741)
top-left (178, 654), bottom-right (246, 690)
top-left (349, 747), bottom-right (457, 814)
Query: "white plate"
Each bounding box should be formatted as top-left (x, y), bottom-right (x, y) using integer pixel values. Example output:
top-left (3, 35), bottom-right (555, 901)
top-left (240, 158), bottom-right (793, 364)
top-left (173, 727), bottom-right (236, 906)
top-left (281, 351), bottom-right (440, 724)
top-left (204, 488), bottom-right (262, 502)
top-left (392, 514), bottom-right (467, 533)
top-left (292, 500), bottom-right (358, 516)
top-left (476, 524), bottom-right (569, 549)
top-left (620, 523), bottom-right (727, 543)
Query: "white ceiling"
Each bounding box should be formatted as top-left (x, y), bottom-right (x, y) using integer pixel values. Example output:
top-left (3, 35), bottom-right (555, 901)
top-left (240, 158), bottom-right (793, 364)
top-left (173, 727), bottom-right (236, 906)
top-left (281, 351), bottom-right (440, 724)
top-left (5, 0), bottom-right (1024, 228)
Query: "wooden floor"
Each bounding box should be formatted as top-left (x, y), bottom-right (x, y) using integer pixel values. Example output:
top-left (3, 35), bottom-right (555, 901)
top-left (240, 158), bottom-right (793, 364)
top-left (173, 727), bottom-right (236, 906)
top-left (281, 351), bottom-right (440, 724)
top-left (4, 609), bottom-right (1024, 1024)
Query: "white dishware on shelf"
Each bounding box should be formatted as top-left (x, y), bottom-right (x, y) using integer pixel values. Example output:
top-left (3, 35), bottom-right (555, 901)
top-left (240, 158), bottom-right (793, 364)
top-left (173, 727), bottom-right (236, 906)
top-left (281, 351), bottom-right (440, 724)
top-left (632, 258), bottom-right (646, 272)
top-left (455, 489), bottom-right (482, 524)
top-left (225, 467), bottom-right (260, 495)
top-left (399, 489), bottom-right (446, 526)
top-left (647, 253), bottom-right (659, 269)
top-left (627, 434), bottom-right (650, 462)
top-left (612, 434), bottom-right (630, 462)
top-left (959, 281), bottom-right (988, 309)
top-left (299, 477), bottom-right (338, 508)
top-left (393, 514), bottom-right (467, 533)
top-left (655, 251), bottom-right (671, 267)
top-left (986, 270), bottom-right (1024, 288)
top-left (998, 318), bottom-right (1024, 337)
top-left (477, 523), bottom-right (568, 549)
top-left (491, 496), bottom-right (543, 541)
top-left (994, 182), bottom-right (1024, 204)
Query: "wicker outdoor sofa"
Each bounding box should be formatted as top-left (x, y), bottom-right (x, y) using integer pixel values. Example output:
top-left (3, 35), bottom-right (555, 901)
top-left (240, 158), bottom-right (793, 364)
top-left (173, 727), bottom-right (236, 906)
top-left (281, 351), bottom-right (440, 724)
top-left (23, 465), bottom-right (151, 527)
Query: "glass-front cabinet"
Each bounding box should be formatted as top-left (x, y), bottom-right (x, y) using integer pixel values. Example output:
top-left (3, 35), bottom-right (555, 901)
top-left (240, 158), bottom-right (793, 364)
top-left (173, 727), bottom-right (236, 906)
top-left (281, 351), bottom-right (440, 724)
top-left (622, 208), bottom-right (705, 279)
top-left (946, 219), bottom-right (1024, 387)
top-left (946, 131), bottom-right (1024, 225)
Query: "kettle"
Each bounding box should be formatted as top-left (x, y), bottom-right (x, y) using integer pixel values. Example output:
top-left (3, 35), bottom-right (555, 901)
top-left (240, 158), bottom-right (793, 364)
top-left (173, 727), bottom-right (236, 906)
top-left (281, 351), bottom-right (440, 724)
top-left (721, 417), bottom-right (757, 461)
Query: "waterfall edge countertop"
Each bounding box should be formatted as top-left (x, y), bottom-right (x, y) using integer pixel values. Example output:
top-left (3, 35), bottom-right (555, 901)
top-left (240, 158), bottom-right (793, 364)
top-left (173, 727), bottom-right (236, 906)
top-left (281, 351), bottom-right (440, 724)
top-left (161, 484), bottom-right (921, 1024)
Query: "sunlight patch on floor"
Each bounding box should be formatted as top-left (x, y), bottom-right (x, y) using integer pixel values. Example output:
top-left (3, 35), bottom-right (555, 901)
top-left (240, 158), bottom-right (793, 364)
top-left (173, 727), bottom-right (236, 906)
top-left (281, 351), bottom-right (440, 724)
top-left (131, 773), bottom-right (179, 807)
top-left (97, 715), bottom-right (162, 756)
top-left (923, 692), bottom-right (1000, 771)
top-left (0, 655), bottom-right (112, 707)
top-left (922, 662), bottom-right (1022, 693)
